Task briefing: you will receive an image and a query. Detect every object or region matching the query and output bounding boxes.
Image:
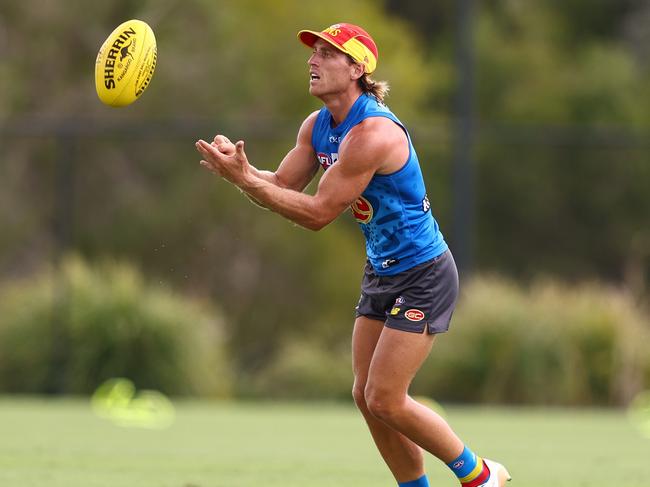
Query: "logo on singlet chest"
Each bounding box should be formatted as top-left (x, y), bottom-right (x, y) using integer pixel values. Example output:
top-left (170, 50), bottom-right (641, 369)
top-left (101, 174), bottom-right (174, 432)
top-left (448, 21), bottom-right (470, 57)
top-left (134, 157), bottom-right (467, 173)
top-left (317, 152), bottom-right (339, 170)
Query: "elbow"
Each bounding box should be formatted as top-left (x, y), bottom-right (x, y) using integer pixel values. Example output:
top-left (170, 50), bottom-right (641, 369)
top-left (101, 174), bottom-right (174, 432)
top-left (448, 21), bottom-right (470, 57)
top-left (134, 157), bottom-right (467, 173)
top-left (303, 219), bottom-right (327, 232)
top-left (303, 212), bottom-right (336, 231)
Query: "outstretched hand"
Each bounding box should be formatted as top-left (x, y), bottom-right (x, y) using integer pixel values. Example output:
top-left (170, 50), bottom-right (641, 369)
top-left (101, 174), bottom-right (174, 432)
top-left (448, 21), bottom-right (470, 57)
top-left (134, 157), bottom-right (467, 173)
top-left (195, 135), bottom-right (251, 188)
top-left (211, 134), bottom-right (236, 156)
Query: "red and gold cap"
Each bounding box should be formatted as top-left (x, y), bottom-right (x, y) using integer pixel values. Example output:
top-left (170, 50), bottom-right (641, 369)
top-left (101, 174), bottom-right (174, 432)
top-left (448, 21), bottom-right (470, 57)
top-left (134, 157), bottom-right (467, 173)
top-left (298, 23), bottom-right (378, 74)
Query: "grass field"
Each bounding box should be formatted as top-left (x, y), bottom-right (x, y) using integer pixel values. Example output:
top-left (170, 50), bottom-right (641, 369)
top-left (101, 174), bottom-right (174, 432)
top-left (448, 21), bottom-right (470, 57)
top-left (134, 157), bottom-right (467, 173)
top-left (0, 397), bottom-right (648, 487)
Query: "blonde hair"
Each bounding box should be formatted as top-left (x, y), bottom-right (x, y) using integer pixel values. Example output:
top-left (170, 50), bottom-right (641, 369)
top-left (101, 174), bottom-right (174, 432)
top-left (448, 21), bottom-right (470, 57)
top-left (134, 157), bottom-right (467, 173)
top-left (346, 54), bottom-right (390, 102)
top-left (358, 74), bottom-right (390, 103)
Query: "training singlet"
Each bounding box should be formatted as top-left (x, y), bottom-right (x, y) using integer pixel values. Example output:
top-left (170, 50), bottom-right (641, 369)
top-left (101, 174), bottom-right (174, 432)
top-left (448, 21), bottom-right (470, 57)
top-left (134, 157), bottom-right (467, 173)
top-left (311, 93), bottom-right (448, 275)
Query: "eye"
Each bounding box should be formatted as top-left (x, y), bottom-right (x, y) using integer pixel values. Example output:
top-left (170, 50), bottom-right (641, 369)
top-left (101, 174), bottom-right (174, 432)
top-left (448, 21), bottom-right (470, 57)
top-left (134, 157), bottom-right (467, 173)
top-left (312, 47), bottom-right (333, 59)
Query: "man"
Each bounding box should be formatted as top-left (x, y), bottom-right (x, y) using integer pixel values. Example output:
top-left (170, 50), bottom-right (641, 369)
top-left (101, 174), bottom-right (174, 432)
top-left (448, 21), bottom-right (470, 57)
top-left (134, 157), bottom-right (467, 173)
top-left (195, 22), bottom-right (511, 487)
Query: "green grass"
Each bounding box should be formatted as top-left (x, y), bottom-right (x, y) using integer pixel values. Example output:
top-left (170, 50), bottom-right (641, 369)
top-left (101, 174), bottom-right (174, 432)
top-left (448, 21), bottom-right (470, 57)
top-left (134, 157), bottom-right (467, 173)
top-left (0, 398), bottom-right (648, 486)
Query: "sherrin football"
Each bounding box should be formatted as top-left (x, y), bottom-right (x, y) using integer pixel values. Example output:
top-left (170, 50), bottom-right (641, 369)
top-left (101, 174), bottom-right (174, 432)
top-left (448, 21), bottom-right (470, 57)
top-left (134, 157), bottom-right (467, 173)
top-left (95, 19), bottom-right (157, 107)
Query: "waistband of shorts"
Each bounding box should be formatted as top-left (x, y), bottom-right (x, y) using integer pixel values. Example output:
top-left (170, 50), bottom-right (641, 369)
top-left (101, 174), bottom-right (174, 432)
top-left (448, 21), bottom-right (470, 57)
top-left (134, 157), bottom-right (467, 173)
top-left (369, 245), bottom-right (449, 276)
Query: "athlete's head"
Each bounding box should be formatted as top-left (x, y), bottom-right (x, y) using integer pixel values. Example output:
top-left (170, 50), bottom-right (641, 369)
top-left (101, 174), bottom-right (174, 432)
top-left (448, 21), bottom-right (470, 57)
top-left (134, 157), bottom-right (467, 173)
top-left (298, 23), bottom-right (378, 74)
top-left (298, 23), bottom-right (389, 102)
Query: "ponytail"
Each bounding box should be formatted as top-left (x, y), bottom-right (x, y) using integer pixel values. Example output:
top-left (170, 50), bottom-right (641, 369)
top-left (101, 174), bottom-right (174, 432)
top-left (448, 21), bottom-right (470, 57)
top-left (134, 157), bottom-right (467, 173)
top-left (358, 74), bottom-right (390, 103)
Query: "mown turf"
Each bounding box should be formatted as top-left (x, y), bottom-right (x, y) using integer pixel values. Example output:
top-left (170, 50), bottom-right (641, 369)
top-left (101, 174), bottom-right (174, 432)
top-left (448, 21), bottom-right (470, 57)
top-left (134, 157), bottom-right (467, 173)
top-left (0, 398), bottom-right (647, 486)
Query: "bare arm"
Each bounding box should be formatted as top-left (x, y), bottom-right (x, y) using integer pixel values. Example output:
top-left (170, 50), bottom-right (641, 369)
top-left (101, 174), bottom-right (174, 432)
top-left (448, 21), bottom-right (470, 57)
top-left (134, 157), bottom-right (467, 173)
top-left (196, 117), bottom-right (407, 230)
top-left (210, 112), bottom-right (320, 192)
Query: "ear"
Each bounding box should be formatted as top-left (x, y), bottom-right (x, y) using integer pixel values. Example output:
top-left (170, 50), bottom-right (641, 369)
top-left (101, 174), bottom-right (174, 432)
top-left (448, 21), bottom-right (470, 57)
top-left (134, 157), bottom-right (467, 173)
top-left (350, 62), bottom-right (364, 81)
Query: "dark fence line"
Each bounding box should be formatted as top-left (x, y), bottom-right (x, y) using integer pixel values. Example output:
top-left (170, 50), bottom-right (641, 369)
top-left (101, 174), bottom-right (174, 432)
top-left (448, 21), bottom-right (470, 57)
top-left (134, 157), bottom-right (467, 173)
top-left (2, 116), bottom-right (648, 147)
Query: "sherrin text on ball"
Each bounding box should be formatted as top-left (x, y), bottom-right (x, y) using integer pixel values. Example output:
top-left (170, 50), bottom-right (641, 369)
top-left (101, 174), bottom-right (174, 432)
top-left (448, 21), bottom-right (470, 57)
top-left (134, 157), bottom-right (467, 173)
top-left (95, 19), bottom-right (157, 107)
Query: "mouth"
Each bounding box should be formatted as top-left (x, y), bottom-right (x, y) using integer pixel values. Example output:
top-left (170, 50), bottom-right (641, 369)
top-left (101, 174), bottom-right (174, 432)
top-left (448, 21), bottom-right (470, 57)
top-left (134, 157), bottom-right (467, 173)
top-left (310, 73), bottom-right (321, 82)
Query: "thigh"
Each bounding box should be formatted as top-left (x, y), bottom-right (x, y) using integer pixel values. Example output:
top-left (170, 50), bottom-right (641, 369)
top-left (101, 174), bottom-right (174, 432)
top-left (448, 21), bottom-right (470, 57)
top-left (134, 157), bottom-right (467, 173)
top-left (367, 327), bottom-right (436, 395)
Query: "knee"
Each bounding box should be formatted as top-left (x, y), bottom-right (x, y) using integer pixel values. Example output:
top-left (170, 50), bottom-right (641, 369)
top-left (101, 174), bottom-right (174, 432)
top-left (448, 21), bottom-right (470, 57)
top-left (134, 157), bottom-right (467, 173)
top-left (364, 384), bottom-right (404, 423)
top-left (352, 381), bottom-right (368, 410)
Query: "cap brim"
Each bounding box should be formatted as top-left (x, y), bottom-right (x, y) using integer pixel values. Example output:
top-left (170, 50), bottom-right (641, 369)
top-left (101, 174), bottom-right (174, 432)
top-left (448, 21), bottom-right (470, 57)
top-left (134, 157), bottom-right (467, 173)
top-left (297, 29), bottom-right (349, 56)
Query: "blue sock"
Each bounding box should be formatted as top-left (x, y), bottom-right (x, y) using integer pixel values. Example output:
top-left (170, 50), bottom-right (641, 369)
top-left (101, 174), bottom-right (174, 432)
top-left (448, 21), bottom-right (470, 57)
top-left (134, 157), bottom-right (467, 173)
top-left (447, 445), bottom-right (487, 485)
top-left (398, 474), bottom-right (429, 487)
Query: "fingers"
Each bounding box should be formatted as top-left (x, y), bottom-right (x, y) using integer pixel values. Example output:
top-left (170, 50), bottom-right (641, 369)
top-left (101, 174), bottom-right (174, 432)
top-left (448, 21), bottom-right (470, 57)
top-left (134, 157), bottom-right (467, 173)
top-left (210, 134), bottom-right (236, 155)
top-left (195, 137), bottom-right (247, 180)
top-left (195, 139), bottom-right (216, 157)
top-left (213, 134), bottom-right (231, 145)
top-left (196, 140), bottom-right (222, 167)
top-left (196, 139), bottom-right (228, 177)
top-left (235, 140), bottom-right (246, 157)
top-left (200, 159), bottom-right (223, 176)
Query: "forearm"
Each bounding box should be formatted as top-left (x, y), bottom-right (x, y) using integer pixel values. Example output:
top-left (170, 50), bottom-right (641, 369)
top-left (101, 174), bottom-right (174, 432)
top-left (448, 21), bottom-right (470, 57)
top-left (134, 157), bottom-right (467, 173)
top-left (248, 167), bottom-right (280, 186)
top-left (242, 165), bottom-right (315, 210)
top-left (241, 176), bottom-right (331, 231)
top-left (241, 167), bottom-right (279, 209)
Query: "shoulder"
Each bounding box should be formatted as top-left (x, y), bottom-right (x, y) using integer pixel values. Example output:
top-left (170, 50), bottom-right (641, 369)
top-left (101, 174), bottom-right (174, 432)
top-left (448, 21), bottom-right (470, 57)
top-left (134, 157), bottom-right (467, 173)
top-left (340, 116), bottom-right (408, 172)
top-left (352, 116), bottom-right (405, 145)
top-left (300, 110), bottom-right (321, 131)
top-left (297, 110), bottom-right (321, 144)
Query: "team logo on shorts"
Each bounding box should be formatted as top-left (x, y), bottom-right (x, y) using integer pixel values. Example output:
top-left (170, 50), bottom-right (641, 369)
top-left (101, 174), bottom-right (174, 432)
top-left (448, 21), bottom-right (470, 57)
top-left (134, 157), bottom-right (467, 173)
top-left (351, 196), bottom-right (373, 224)
top-left (390, 307), bottom-right (400, 316)
top-left (405, 309), bottom-right (425, 321)
top-left (395, 296), bottom-right (405, 305)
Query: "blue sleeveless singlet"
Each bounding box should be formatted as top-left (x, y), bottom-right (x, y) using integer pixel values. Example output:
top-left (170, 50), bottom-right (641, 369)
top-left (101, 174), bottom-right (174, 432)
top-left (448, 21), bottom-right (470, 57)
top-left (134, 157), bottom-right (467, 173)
top-left (311, 94), bottom-right (447, 275)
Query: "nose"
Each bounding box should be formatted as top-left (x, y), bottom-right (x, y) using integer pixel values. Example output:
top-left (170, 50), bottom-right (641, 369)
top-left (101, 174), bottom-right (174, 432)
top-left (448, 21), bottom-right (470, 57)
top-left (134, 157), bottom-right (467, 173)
top-left (307, 52), bottom-right (318, 67)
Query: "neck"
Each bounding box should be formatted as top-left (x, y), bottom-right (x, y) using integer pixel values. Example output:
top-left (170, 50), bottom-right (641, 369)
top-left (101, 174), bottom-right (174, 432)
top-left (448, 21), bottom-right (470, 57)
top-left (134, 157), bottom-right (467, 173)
top-left (320, 87), bottom-right (363, 126)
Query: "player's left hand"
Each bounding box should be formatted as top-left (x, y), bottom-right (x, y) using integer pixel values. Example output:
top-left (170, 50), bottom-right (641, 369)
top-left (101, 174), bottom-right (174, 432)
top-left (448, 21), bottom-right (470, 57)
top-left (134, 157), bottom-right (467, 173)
top-left (195, 137), bottom-right (251, 187)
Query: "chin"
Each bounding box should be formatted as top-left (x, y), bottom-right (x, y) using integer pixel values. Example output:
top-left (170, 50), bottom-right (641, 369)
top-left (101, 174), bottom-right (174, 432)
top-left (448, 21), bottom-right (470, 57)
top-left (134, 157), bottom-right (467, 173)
top-left (309, 85), bottom-right (324, 98)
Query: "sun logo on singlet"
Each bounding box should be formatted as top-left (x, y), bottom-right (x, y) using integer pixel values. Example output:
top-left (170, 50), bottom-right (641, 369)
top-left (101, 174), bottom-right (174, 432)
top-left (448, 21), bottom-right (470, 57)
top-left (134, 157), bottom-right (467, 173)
top-left (351, 196), bottom-right (373, 224)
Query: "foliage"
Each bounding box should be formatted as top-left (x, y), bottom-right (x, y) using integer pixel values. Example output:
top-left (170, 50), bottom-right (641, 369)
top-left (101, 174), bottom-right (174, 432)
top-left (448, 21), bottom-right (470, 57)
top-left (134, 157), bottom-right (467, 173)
top-left (412, 276), bottom-right (650, 406)
top-left (0, 0), bottom-right (434, 119)
top-left (231, 275), bottom-right (650, 405)
top-left (243, 339), bottom-right (353, 399)
top-left (0, 0), bottom-right (436, 379)
top-left (0, 255), bottom-right (231, 396)
top-left (469, 1), bottom-right (650, 282)
top-left (0, 0), bottom-right (649, 401)
top-left (4, 255), bottom-right (645, 406)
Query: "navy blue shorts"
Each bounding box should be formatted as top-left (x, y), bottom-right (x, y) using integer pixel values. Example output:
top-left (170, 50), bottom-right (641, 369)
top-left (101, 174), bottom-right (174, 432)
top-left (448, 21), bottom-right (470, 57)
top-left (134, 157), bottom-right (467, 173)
top-left (355, 250), bottom-right (459, 334)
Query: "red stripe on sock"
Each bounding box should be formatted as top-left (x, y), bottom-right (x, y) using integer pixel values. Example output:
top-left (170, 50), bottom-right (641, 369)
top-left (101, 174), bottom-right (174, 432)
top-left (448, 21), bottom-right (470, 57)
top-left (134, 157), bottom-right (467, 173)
top-left (461, 460), bottom-right (490, 487)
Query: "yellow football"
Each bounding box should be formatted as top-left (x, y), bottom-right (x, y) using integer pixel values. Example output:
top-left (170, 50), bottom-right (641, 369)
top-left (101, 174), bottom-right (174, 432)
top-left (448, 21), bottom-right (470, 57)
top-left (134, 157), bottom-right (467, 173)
top-left (95, 19), bottom-right (157, 107)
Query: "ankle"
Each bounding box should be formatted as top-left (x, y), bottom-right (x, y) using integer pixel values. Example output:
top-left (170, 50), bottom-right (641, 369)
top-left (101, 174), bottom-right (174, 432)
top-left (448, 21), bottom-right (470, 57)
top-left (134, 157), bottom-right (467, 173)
top-left (398, 474), bottom-right (429, 487)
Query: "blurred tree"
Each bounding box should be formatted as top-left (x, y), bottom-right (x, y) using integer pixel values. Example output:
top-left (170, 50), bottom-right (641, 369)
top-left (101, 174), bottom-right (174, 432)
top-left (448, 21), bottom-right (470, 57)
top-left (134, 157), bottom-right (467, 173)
top-left (621, 0), bottom-right (650, 66)
top-left (470, 1), bottom-right (650, 286)
top-left (384, 0), bottom-right (454, 42)
top-left (0, 0), bottom-right (439, 378)
top-left (0, 0), bottom-right (649, 393)
top-left (552, 0), bottom-right (642, 43)
top-left (385, 0), bottom-right (650, 287)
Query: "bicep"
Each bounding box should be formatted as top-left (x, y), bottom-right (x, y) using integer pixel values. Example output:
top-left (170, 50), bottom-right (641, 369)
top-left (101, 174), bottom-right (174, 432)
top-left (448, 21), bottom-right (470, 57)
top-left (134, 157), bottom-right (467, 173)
top-left (274, 144), bottom-right (319, 192)
top-left (273, 111), bottom-right (320, 192)
top-left (311, 157), bottom-right (375, 220)
top-left (310, 122), bottom-right (396, 222)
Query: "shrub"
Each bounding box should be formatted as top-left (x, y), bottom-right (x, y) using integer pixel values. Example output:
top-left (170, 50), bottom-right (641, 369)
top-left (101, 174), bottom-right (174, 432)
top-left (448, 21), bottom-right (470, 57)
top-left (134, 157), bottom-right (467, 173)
top-left (412, 277), bottom-right (650, 406)
top-left (0, 255), bottom-right (232, 396)
top-left (243, 339), bottom-right (353, 400)
top-left (233, 276), bottom-right (649, 406)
